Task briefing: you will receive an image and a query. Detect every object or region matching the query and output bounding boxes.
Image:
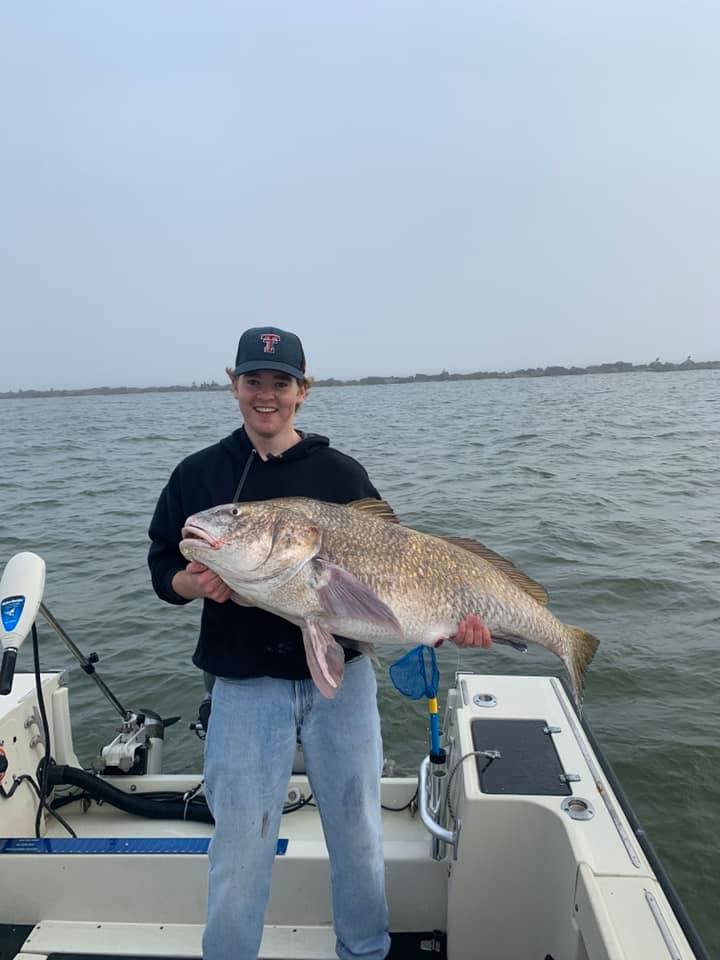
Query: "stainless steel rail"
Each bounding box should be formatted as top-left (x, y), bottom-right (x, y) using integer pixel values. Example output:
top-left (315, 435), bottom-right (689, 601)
top-left (418, 756), bottom-right (458, 858)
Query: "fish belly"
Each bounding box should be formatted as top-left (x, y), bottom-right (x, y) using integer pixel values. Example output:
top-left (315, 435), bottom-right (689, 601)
top-left (324, 614), bottom-right (455, 648)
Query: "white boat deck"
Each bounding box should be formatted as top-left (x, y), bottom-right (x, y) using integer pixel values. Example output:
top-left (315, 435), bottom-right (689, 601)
top-left (15, 920), bottom-right (338, 959)
top-left (1, 672), bottom-right (708, 960)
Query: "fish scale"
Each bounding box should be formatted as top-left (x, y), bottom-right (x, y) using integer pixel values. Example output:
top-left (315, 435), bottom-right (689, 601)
top-left (180, 496), bottom-right (598, 704)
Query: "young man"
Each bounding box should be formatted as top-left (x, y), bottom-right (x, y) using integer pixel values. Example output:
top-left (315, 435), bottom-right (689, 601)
top-left (148, 326), bottom-right (490, 960)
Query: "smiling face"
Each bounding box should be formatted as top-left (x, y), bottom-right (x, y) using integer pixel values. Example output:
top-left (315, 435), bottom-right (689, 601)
top-left (231, 369), bottom-right (308, 449)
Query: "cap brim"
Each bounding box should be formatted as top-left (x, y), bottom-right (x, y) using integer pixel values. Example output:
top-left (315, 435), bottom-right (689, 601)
top-left (233, 360), bottom-right (306, 379)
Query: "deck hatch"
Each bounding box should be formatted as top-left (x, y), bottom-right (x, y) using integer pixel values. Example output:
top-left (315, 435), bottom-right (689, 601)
top-left (42, 930), bottom-right (445, 960)
top-left (470, 718), bottom-right (572, 796)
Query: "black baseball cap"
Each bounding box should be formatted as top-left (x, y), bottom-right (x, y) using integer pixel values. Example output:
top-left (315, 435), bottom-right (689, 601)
top-left (233, 326), bottom-right (307, 379)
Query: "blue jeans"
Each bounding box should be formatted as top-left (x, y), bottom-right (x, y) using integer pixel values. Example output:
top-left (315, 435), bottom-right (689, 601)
top-left (202, 656), bottom-right (390, 960)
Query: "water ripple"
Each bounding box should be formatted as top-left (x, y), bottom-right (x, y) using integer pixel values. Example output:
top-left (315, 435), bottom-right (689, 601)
top-left (1, 370), bottom-right (719, 953)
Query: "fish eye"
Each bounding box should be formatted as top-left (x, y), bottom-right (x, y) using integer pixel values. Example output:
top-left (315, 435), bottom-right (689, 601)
top-left (230, 506), bottom-right (242, 517)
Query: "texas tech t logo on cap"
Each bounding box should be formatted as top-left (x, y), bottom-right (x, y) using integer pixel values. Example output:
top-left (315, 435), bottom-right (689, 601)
top-left (234, 326), bottom-right (305, 378)
top-left (260, 333), bottom-right (281, 354)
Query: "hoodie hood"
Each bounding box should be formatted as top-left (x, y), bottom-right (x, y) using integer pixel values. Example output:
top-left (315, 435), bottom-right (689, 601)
top-left (219, 427), bottom-right (330, 466)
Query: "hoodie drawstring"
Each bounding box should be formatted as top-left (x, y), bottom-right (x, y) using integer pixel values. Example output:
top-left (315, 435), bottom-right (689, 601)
top-left (232, 449), bottom-right (256, 502)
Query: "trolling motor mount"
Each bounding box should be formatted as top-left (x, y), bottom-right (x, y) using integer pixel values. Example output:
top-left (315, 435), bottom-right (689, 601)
top-left (1, 551), bottom-right (182, 779)
top-left (99, 709), bottom-right (181, 775)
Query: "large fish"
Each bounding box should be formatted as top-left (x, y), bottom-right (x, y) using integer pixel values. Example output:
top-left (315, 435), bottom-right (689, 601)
top-left (179, 497), bottom-right (598, 705)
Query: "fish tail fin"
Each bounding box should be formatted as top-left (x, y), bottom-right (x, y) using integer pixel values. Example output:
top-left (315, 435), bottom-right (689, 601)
top-left (565, 626), bottom-right (600, 709)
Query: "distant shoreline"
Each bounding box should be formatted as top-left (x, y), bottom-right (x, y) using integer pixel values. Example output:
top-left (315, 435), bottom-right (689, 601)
top-left (1, 358), bottom-right (717, 399)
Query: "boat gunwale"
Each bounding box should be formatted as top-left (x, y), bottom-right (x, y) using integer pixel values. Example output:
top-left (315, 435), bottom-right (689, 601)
top-left (557, 677), bottom-right (711, 960)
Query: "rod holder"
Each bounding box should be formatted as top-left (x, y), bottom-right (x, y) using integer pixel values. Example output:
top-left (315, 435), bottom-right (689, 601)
top-left (418, 755), bottom-right (459, 859)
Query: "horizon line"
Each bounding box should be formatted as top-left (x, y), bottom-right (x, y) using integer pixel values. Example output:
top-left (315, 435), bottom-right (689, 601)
top-left (1, 356), bottom-right (718, 399)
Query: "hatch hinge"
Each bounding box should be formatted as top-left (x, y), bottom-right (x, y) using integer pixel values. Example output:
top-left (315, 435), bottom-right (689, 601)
top-left (559, 772), bottom-right (581, 784)
top-left (420, 931), bottom-right (446, 953)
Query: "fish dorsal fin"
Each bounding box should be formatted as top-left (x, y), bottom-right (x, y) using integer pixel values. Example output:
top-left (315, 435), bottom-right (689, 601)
top-left (442, 536), bottom-right (550, 605)
top-left (347, 498), bottom-right (400, 523)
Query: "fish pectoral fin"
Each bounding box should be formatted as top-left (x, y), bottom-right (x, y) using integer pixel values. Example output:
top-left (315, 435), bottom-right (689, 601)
top-left (302, 619), bottom-right (346, 699)
top-left (310, 559), bottom-right (402, 632)
top-left (491, 635), bottom-right (528, 654)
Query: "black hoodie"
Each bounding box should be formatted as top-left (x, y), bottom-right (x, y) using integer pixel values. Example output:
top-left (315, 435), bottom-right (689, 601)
top-left (148, 427), bottom-right (380, 680)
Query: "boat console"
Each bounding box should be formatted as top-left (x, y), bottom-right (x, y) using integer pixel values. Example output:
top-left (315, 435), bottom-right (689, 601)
top-left (440, 673), bottom-right (700, 959)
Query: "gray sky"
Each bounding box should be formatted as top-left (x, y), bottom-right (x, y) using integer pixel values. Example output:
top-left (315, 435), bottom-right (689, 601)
top-left (1, 2), bottom-right (719, 390)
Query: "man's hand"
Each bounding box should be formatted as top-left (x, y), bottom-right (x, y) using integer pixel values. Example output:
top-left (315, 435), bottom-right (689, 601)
top-left (172, 561), bottom-right (231, 603)
top-left (452, 613), bottom-right (492, 649)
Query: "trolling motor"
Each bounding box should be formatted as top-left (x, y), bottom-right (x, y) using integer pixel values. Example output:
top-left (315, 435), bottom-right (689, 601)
top-left (0, 552), bottom-right (46, 696)
top-left (0, 552), bottom-right (178, 776)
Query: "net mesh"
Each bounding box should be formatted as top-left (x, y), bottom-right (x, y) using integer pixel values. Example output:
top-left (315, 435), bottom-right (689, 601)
top-left (389, 645), bottom-right (439, 700)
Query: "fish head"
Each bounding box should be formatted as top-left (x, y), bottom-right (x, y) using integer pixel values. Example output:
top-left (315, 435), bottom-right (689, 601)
top-left (180, 501), bottom-right (321, 586)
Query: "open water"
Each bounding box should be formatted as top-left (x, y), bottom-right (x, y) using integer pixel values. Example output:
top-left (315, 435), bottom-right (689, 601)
top-left (1, 371), bottom-right (718, 954)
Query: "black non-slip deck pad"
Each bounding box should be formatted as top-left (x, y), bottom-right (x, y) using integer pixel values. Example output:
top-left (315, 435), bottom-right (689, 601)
top-left (471, 718), bottom-right (572, 796)
top-left (0, 925), bottom-right (34, 960)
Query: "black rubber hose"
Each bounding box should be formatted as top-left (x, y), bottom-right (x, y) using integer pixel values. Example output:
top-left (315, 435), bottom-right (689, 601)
top-left (47, 765), bottom-right (214, 824)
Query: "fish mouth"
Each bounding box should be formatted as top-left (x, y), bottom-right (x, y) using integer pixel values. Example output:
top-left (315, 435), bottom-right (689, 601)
top-left (181, 525), bottom-right (223, 550)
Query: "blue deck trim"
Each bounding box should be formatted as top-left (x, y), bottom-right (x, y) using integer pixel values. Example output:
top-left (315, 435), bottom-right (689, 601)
top-left (0, 837), bottom-right (289, 855)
